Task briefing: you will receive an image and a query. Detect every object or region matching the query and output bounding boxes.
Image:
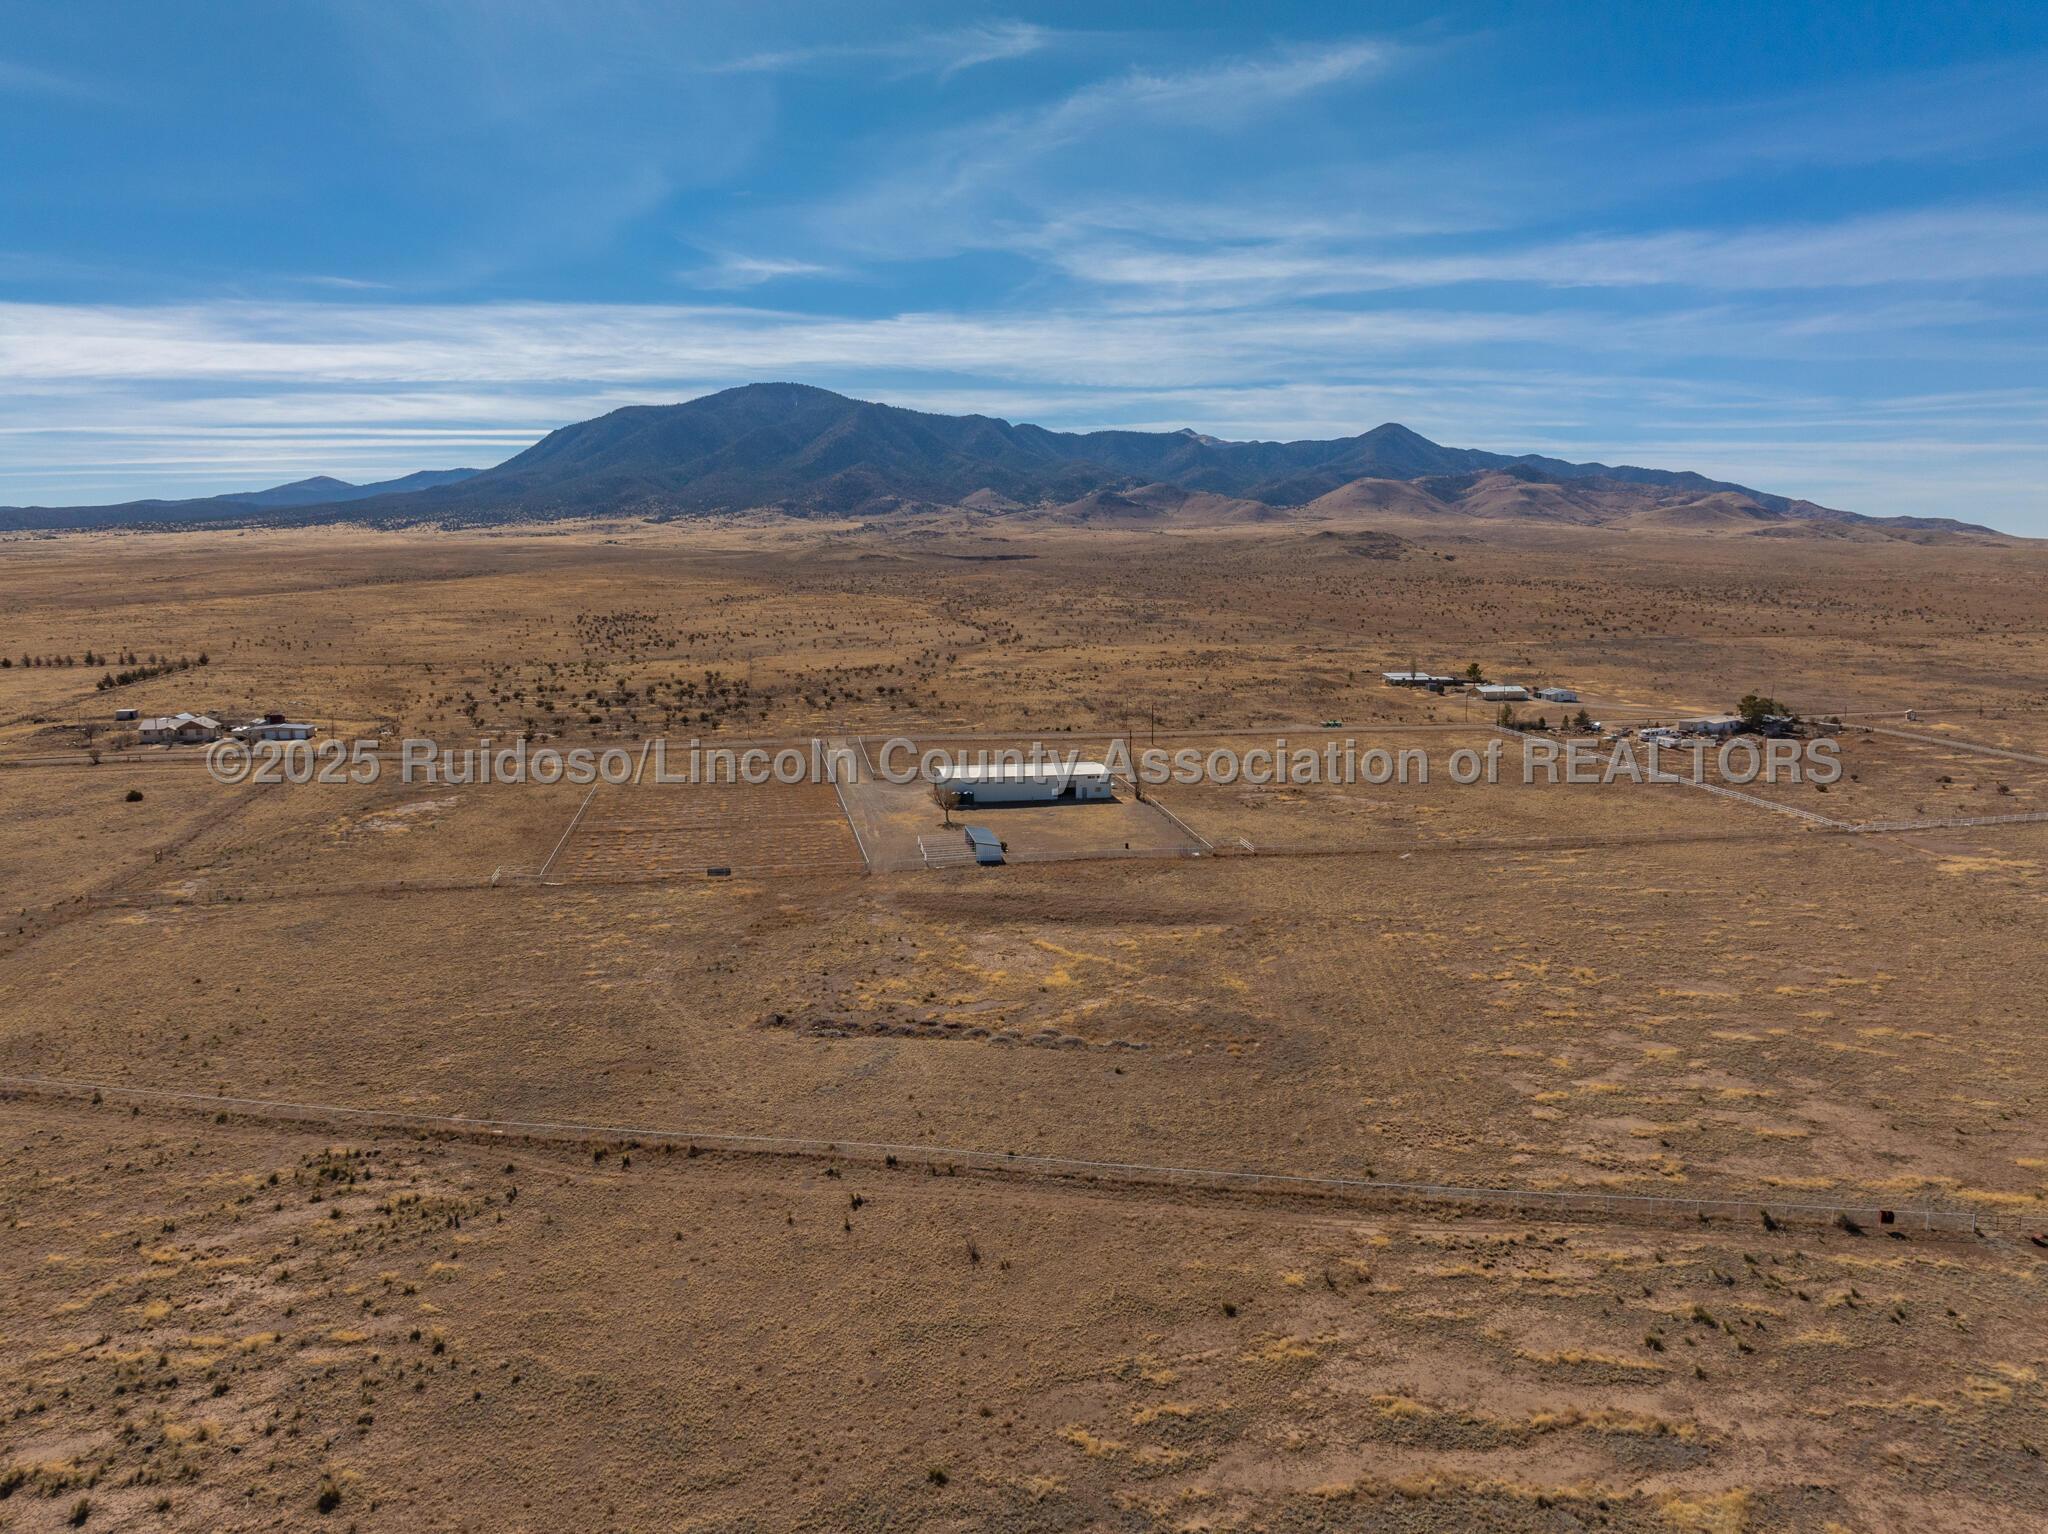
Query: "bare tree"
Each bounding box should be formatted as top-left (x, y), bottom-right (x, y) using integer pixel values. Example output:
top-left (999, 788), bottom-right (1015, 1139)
top-left (932, 783), bottom-right (961, 828)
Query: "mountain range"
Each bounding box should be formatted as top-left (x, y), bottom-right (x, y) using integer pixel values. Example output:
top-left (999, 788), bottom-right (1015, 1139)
top-left (0, 383), bottom-right (1998, 537)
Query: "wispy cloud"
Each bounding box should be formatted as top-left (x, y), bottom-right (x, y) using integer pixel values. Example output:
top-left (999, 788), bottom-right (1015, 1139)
top-left (1648, 51), bottom-right (2048, 179)
top-left (1045, 205), bottom-right (2048, 299)
top-left (808, 36), bottom-right (1400, 260)
top-left (678, 254), bottom-right (845, 290)
top-left (709, 20), bottom-right (1056, 80)
top-left (295, 275), bottom-right (397, 292)
top-left (0, 55), bottom-right (101, 100)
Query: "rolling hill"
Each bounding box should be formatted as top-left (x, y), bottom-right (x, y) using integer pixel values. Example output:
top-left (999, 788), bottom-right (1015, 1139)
top-left (0, 467), bottom-right (481, 529)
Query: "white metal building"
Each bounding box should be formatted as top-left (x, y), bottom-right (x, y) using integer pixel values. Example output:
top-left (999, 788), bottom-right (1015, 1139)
top-left (233, 719), bottom-right (317, 742)
top-left (1475, 684), bottom-right (1530, 702)
top-left (1536, 687), bottom-right (1578, 703)
top-left (934, 761), bottom-right (1114, 805)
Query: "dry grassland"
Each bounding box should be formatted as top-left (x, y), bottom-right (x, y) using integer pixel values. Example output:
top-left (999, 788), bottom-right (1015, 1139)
top-left (1, 515), bottom-right (2045, 1529)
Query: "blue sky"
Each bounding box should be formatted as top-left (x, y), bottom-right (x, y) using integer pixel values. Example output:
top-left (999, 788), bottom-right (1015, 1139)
top-left (2, 0), bottom-right (2045, 531)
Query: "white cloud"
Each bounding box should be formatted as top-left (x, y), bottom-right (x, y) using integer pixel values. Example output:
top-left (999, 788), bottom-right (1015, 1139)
top-left (679, 254), bottom-right (845, 290)
top-left (709, 21), bottom-right (1056, 80)
top-left (1044, 206), bottom-right (2048, 299)
top-left (807, 37), bottom-right (1399, 260)
top-left (0, 55), bottom-right (100, 100)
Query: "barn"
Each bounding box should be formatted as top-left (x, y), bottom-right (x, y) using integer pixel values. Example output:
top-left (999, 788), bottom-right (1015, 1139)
top-left (934, 760), bottom-right (1114, 805)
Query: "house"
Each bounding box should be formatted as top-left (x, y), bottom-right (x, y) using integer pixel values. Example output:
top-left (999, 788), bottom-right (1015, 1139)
top-left (934, 760), bottom-right (1114, 805)
top-left (138, 712), bottom-right (221, 745)
top-left (1475, 684), bottom-right (1530, 703)
top-left (1680, 715), bottom-right (1743, 739)
top-left (1535, 687), bottom-right (1578, 703)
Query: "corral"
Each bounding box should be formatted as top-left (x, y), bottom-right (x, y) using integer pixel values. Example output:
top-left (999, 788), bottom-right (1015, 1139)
top-left (547, 776), bottom-right (864, 882)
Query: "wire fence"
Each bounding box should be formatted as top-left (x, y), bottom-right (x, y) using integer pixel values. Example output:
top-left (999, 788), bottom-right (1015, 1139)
top-left (0, 1074), bottom-right (2007, 1243)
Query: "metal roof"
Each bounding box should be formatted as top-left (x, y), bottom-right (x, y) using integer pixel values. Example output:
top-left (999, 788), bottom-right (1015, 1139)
top-left (935, 761), bottom-right (1109, 784)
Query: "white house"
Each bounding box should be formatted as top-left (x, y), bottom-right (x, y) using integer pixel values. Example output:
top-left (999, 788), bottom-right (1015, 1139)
top-left (138, 712), bottom-right (221, 745)
top-left (1536, 687), bottom-right (1578, 703)
top-left (1475, 684), bottom-right (1530, 703)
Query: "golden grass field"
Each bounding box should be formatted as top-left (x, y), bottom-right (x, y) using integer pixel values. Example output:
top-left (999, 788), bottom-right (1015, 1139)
top-left (2, 514), bottom-right (2046, 1531)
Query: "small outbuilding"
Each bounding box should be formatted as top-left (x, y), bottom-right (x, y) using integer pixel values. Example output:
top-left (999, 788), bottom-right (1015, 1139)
top-left (962, 825), bottom-right (1005, 865)
top-left (112, 707), bottom-right (139, 722)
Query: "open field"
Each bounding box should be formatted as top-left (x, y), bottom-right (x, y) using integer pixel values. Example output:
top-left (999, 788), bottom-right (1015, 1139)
top-left (2, 517), bottom-right (2047, 1529)
top-left (552, 777), bottom-right (863, 883)
top-left (10, 1096), bottom-right (2047, 1534)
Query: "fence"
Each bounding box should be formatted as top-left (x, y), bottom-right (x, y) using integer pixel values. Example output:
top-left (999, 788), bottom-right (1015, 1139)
top-left (0, 1074), bottom-right (2001, 1243)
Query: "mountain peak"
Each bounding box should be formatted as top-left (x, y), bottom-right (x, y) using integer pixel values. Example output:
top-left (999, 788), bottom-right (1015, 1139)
top-left (1361, 422), bottom-right (1438, 444)
top-left (7, 385), bottom-right (1983, 537)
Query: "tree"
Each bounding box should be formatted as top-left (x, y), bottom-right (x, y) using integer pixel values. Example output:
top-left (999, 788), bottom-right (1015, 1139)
top-left (1572, 707), bottom-right (1594, 732)
top-left (933, 784), bottom-right (961, 828)
top-left (1495, 703), bottom-right (1519, 728)
top-left (1737, 692), bottom-right (1788, 728)
top-left (1465, 661), bottom-right (1484, 682)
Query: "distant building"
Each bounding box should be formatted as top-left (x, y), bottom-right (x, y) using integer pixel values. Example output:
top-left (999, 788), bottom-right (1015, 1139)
top-left (232, 715), bottom-right (317, 742)
top-left (1535, 687), bottom-right (1578, 703)
top-left (138, 712), bottom-right (221, 745)
top-left (112, 707), bottom-right (139, 722)
top-left (1680, 715), bottom-right (1743, 739)
top-left (934, 760), bottom-right (1113, 805)
top-left (1382, 670), bottom-right (1458, 687)
top-left (1475, 684), bottom-right (1530, 703)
